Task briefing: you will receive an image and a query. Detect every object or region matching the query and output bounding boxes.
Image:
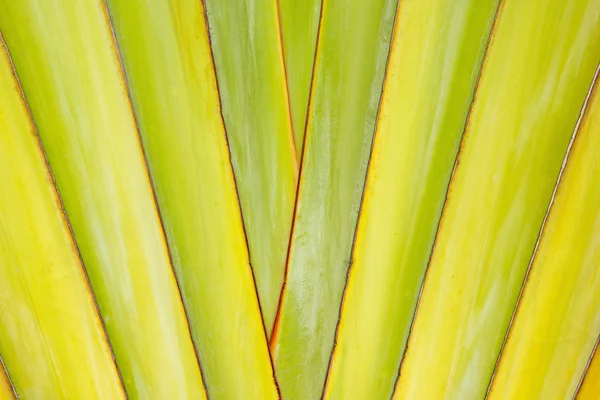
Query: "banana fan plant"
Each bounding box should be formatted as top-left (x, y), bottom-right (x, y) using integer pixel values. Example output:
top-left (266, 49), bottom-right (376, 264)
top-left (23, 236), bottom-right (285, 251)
top-left (0, 0), bottom-right (599, 399)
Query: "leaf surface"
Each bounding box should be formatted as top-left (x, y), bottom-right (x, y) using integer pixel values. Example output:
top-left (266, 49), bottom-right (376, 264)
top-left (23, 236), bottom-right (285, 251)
top-left (488, 75), bottom-right (600, 400)
top-left (394, 0), bottom-right (600, 397)
top-left (323, 0), bottom-right (500, 398)
top-left (0, 38), bottom-right (124, 400)
top-left (0, 2), bottom-right (205, 397)
top-left (270, 0), bottom-right (397, 397)
top-left (202, 0), bottom-right (299, 336)
top-left (104, 0), bottom-right (279, 397)
top-left (0, 362), bottom-right (13, 400)
top-left (278, 0), bottom-right (322, 156)
top-left (577, 344), bottom-right (600, 399)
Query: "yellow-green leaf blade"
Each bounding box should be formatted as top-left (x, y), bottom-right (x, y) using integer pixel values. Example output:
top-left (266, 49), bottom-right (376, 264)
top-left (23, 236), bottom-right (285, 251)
top-left (104, 0), bottom-right (279, 397)
top-left (0, 2), bottom-right (205, 398)
top-left (270, 0), bottom-right (397, 398)
top-left (323, 1), bottom-right (500, 398)
top-left (488, 76), bottom-right (600, 399)
top-left (203, 0), bottom-right (298, 335)
top-left (278, 0), bottom-right (322, 155)
top-left (577, 344), bottom-right (600, 399)
top-left (0, 39), bottom-right (124, 400)
top-left (394, 0), bottom-right (600, 398)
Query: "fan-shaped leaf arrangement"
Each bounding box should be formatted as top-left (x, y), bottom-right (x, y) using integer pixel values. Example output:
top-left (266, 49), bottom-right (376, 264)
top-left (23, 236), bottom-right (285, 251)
top-left (0, 0), bottom-right (599, 399)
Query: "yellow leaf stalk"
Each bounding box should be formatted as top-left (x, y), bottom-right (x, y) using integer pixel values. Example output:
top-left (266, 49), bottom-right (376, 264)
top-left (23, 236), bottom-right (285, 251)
top-left (324, 0), bottom-right (500, 398)
top-left (104, 0), bottom-right (280, 396)
top-left (577, 343), bottom-right (600, 399)
top-left (0, 1), bottom-right (205, 397)
top-left (270, 0), bottom-right (397, 398)
top-left (394, 0), bottom-right (600, 397)
top-left (278, 0), bottom-right (322, 156)
top-left (202, 0), bottom-right (299, 336)
top-left (0, 360), bottom-right (14, 400)
top-left (0, 36), bottom-right (124, 400)
top-left (488, 75), bottom-right (600, 398)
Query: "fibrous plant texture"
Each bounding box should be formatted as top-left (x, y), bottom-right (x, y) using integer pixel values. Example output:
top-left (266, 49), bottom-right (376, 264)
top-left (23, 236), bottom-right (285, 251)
top-left (0, 0), bottom-right (599, 399)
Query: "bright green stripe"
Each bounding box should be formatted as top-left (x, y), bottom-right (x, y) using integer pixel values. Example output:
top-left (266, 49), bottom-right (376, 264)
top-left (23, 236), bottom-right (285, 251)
top-left (394, 0), bottom-right (600, 398)
top-left (202, 0), bottom-right (298, 335)
top-left (278, 0), bottom-right (322, 156)
top-left (0, 2), bottom-right (205, 397)
top-left (324, 1), bottom-right (500, 398)
top-left (104, 0), bottom-right (279, 397)
top-left (270, 0), bottom-right (397, 398)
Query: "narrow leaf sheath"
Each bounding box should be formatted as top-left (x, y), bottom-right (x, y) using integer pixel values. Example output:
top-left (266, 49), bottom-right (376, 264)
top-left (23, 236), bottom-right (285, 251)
top-left (0, 38), bottom-right (124, 400)
top-left (0, 362), bottom-right (13, 400)
top-left (202, 0), bottom-right (299, 336)
top-left (323, 1), bottom-right (500, 398)
top-left (0, 2), bottom-right (206, 397)
top-left (104, 0), bottom-right (279, 397)
top-left (278, 0), bottom-right (322, 156)
top-left (577, 345), bottom-right (600, 399)
top-left (270, 0), bottom-right (397, 398)
top-left (488, 75), bottom-right (600, 400)
top-left (394, 0), bottom-right (600, 398)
